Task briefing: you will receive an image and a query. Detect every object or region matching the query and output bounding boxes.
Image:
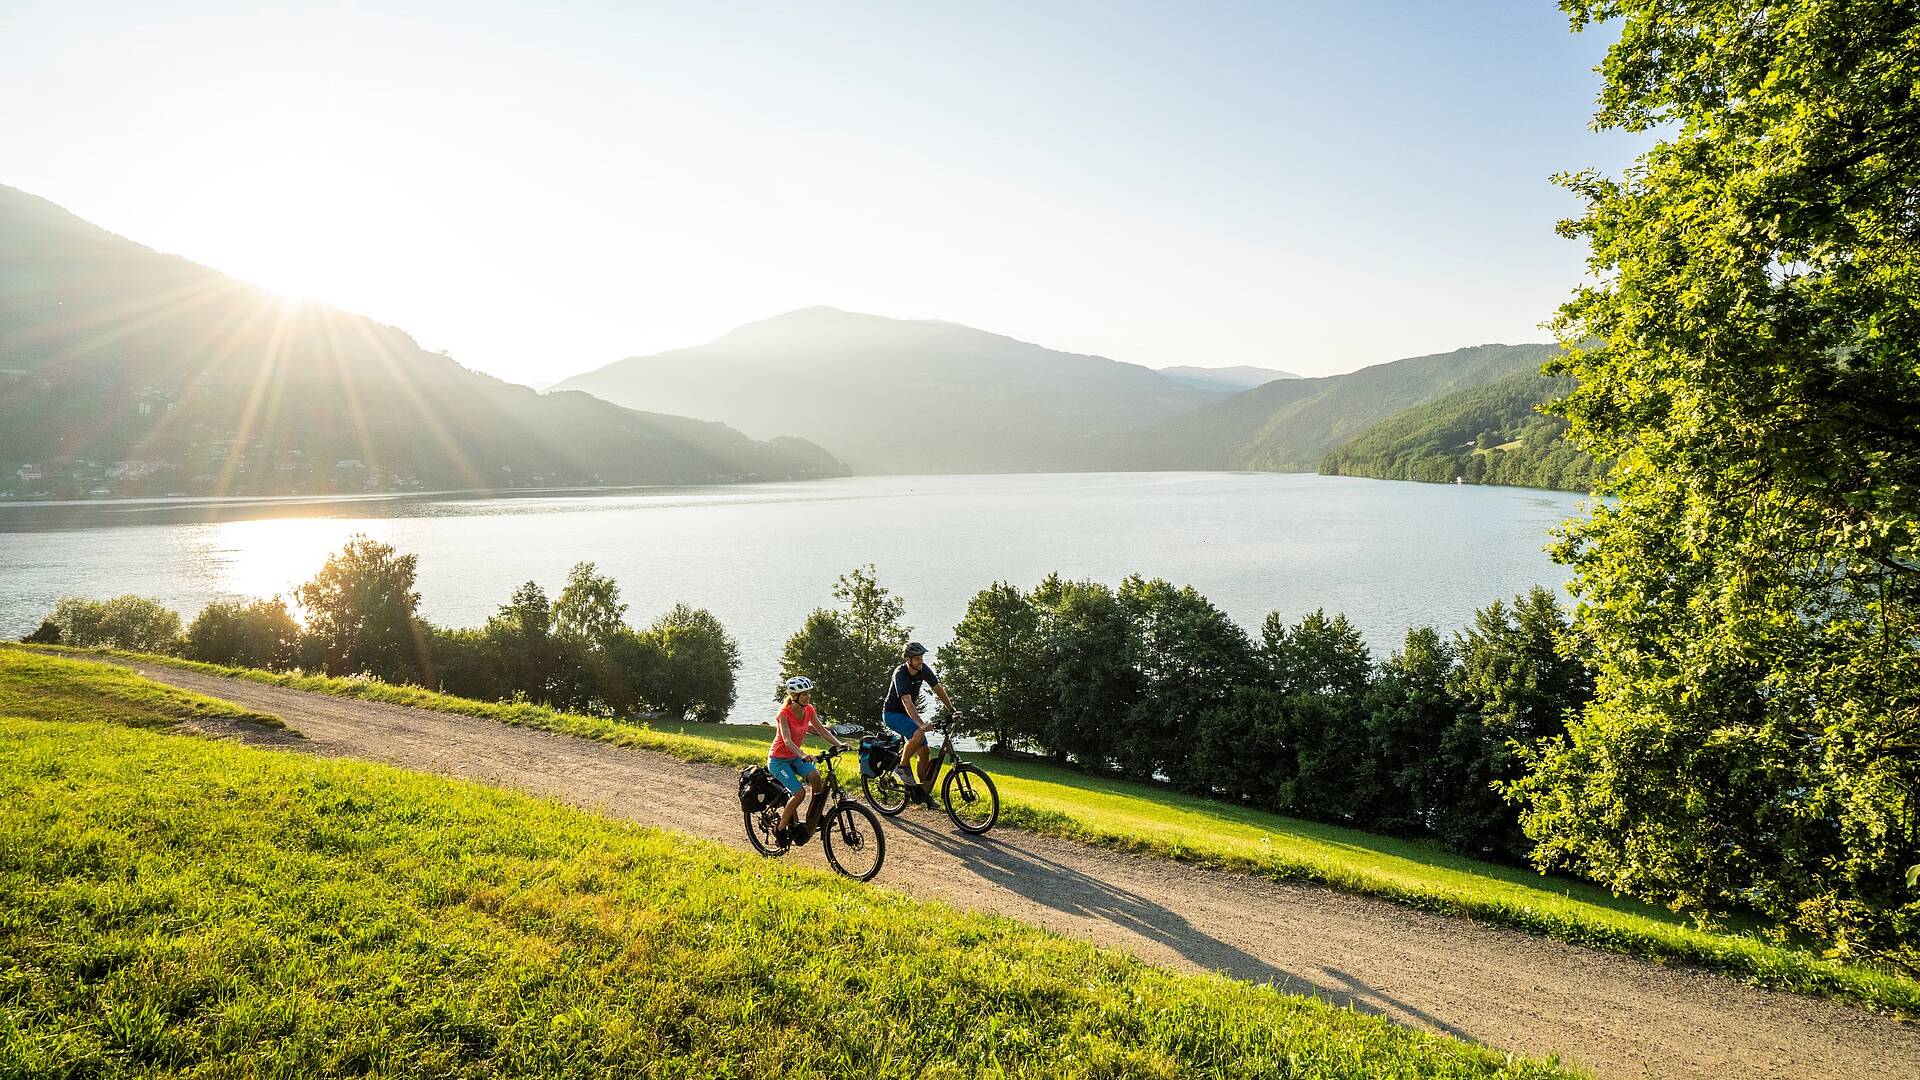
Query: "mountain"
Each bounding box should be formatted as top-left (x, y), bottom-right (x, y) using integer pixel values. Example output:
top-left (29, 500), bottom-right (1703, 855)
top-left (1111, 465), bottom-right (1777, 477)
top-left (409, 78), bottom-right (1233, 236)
top-left (551, 307), bottom-right (1225, 473)
top-left (1320, 371), bottom-right (1601, 492)
top-left (1094, 342), bottom-right (1569, 472)
top-left (0, 185), bottom-right (845, 498)
top-left (1157, 364), bottom-right (1300, 392)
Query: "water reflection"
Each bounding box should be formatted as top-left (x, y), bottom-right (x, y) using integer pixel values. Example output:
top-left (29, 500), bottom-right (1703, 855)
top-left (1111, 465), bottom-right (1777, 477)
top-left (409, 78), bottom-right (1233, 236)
top-left (0, 473), bottom-right (1588, 722)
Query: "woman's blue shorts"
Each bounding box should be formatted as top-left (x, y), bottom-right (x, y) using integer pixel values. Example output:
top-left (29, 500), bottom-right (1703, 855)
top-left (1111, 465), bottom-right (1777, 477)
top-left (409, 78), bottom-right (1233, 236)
top-left (768, 756), bottom-right (817, 794)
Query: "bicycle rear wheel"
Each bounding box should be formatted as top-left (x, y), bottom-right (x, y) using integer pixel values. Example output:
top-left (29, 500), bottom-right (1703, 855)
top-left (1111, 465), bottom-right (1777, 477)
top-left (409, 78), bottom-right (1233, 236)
top-left (822, 801), bottom-right (886, 881)
top-left (743, 808), bottom-right (790, 857)
top-left (862, 769), bottom-right (910, 816)
top-left (942, 763), bottom-right (999, 835)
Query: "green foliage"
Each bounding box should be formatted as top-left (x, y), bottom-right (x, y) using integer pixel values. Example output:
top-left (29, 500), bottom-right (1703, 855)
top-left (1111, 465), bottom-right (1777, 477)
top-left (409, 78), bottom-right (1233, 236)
top-left (293, 535), bottom-right (428, 681)
top-left (20, 619), bottom-right (61, 644)
top-left (1321, 373), bottom-right (1604, 492)
top-left (1107, 343), bottom-right (1567, 472)
top-left (1115, 576), bottom-right (1256, 787)
top-left (1028, 576), bottom-right (1141, 766)
top-left (777, 565), bottom-right (910, 725)
top-left (1522, 0), bottom-right (1920, 971)
top-left (47, 595), bottom-right (182, 653)
top-left (552, 561), bottom-right (627, 647)
top-left (643, 603), bottom-right (740, 722)
top-left (939, 582), bottom-right (1050, 747)
top-left (182, 597), bottom-right (300, 669)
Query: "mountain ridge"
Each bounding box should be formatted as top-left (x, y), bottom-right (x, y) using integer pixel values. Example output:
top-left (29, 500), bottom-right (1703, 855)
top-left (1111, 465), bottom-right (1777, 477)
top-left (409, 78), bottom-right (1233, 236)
top-left (0, 184), bottom-right (846, 498)
top-left (553, 306), bottom-right (1224, 473)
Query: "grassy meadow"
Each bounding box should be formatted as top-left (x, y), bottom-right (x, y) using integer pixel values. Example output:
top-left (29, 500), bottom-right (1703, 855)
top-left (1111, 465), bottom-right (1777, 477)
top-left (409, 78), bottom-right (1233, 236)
top-left (13, 643), bottom-right (1920, 1014)
top-left (0, 648), bottom-right (1576, 1078)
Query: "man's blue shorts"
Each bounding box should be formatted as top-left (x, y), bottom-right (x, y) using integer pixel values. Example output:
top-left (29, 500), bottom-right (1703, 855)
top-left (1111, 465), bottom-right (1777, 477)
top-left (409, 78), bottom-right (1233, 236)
top-left (883, 711), bottom-right (918, 741)
top-left (767, 756), bottom-right (817, 794)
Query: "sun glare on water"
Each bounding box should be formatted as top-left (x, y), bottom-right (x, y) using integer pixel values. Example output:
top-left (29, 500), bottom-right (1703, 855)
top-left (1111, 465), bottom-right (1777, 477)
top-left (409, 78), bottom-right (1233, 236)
top-left (192, 518), bottom-right (386, 621)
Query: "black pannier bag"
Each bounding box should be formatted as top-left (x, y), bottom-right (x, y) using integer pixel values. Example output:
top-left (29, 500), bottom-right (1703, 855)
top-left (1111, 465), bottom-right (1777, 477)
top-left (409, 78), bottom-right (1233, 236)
top-left (738, 765), bottom-right (787, 812)
top-left (859, 733), bottom-right (902, 779)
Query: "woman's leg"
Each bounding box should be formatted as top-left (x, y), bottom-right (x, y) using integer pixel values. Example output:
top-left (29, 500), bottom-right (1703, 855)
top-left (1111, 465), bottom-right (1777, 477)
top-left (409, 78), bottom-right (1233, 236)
top-left (803, 770), bottom-right (826, 830)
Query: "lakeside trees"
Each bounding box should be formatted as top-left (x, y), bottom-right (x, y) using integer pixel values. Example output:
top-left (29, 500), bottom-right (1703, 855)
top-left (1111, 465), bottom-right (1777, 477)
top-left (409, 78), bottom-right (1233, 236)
top-left (27, 536), bottom-right (739, 724)
top-left (923, 576), bottom-right (1594, 862)
top-left (1526, 0), bottom-right (1920, 970)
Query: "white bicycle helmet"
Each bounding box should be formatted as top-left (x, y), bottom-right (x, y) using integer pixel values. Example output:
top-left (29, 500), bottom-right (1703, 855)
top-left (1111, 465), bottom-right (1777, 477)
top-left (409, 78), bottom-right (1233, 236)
top-left (784, 675), bottom-right (815, 693)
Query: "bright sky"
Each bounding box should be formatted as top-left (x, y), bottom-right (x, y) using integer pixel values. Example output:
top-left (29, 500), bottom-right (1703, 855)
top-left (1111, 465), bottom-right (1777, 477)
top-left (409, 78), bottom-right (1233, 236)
top-left (2, 2), bottom-right (1639, 385)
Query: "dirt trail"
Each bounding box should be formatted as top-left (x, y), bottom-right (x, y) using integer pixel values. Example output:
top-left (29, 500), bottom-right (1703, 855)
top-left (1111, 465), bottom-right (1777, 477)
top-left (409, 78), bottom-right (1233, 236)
top-left (113, 660), bottom-right (1917, 1079)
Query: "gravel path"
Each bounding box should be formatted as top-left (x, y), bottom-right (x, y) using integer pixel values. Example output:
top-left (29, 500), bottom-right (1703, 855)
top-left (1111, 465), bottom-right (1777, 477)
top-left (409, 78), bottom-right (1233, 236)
top-left (122, 660), bottom-right (1918, 1079)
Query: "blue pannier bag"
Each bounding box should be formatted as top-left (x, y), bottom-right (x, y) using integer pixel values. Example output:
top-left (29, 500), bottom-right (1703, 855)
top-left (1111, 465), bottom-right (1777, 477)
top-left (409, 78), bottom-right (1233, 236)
top-left (859, 732), bottom-right (902, 779)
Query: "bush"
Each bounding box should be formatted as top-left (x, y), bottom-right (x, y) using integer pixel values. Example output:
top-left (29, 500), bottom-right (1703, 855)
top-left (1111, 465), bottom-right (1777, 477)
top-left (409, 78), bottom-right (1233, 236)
top-left (184, 598), bottom-right (301, 669)
top-left (47, 595), bottom-right (182, 653)
top-left (20, 619), bottom-right (61, 645)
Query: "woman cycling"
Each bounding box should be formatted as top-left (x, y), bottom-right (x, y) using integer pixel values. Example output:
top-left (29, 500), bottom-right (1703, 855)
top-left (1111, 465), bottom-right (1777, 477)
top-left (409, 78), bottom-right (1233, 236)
top-left (769, 675), bottom-right (846, 847)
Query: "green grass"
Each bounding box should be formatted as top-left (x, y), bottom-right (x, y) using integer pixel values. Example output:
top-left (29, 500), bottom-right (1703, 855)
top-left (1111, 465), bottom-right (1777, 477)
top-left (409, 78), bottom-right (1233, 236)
top-left (0, 653), bottom-right (1574, 1078)
top-left (14, 643), bottom-right (1918, 1014)
top-left (0, 648), bottom-right (285, 732)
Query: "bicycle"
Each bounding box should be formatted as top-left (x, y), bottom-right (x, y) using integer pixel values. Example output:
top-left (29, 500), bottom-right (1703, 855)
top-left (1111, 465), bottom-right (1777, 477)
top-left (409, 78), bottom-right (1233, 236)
top-left (742, 743), bottom-right (887, 881)
top-left (861, 714), bottom-right (999, 835)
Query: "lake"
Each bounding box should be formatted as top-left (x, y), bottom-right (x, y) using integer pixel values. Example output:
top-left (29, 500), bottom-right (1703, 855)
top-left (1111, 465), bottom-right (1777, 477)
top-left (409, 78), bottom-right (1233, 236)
top-left (0, 473), bottom-right (1586, 723)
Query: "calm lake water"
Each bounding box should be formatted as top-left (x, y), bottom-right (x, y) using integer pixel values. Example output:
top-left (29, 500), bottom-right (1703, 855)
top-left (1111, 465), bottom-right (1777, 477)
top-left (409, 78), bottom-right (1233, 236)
top-left (0, 473), bottom-right (1585, 723)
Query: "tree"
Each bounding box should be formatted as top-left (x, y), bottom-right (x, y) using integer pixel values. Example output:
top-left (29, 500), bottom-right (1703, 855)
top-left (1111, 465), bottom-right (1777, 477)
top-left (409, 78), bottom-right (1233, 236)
top-left (1115, 576), bottom-right (1257, 788)
top-left (1362, 627), bottom-right (1460, 837)
top-left (183, 597), bottom-right (301, 669)
top-left (779, 566), bottom-right (911, 726)
top-left (47, 595), bottom-right (182, 653)
top-left (294, 536), bottom-right (428, 680)
top-left (552, 562), bottom-right (627, 647)
top-left (644, 603), bottom-right (740, 722)
top-left (483, 581), bottom-right (569, 704)
top-left (938, 582), bottom-right (1049, 749)
top-left (1526, 0), bottom-right (1920, 966)
top-left (1263, 610), bottom-right (1374, 821)
top-left (1028, 576), bottom-right (1139, 768)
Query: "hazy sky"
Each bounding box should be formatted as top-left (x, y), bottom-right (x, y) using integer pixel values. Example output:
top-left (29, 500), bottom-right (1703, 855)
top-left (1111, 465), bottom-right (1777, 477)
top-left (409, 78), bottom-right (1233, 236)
top-left (3, 2), bottom-right (1640, 385)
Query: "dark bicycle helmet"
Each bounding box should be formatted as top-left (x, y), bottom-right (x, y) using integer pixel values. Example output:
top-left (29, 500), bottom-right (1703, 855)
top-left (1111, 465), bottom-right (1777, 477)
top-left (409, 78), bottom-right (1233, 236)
top-left (902, 641), bottom-right (928, 658)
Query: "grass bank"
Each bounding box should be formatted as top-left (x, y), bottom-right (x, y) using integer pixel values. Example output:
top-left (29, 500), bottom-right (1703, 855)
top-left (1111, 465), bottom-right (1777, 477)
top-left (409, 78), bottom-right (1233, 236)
top-left (0, 652), bottom-right (1571, 1078)
top-left (14, 643), bottom-right (1917, 1014)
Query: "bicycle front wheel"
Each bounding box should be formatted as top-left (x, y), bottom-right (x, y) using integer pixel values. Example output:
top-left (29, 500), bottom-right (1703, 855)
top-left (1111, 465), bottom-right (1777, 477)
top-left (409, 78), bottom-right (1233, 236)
top-left (942, 763), bottom-right (999, 835)
top-left (822, 801), bottom-right (886, 881)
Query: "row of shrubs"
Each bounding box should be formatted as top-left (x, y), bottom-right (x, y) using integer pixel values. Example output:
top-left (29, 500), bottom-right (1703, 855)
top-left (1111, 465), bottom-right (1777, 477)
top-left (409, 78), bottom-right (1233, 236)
top-left (780, 568), bottom-right (1590, 862)
top-left (29, 547), bottom-right (1587, 862)
top-left (24, 536), bottom-right (740, 722)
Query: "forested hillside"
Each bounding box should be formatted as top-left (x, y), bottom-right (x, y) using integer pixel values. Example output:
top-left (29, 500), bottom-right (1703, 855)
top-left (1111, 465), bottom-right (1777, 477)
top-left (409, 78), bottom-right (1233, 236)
top-left (1319, 373), bottom-right (1601, 491)
top-left (1093, 342), bottom-right (1567, 472)
top-left (0, 186), bottom-right (845, 498)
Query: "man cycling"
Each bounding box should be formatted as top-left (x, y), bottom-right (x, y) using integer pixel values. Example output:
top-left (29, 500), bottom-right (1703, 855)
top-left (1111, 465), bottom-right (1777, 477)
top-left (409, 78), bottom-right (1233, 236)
top-left (881, 641), bottom-right (958, 805)
top-left (770, 675), bottom-right (846, 846)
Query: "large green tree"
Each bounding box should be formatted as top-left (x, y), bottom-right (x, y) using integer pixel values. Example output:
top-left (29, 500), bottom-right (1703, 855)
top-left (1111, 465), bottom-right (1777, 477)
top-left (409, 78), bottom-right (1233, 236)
top-left (1524, 0), bottom-right (1920, 966)
top-left (778, 566), bottom-right (912, 726)
top-left (295, 536), bottom-right (429, 681)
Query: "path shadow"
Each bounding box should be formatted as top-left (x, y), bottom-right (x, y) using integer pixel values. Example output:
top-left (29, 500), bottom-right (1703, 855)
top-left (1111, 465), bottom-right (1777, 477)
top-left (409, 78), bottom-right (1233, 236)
top-left (889, 815), bottom-right (1475, 1040)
